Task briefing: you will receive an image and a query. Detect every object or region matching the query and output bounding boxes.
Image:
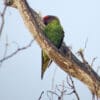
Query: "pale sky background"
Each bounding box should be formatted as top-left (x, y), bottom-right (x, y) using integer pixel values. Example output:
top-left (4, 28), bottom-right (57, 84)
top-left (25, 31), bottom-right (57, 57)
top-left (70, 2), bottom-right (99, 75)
top-left (0, 0), bottom-right (100, 100)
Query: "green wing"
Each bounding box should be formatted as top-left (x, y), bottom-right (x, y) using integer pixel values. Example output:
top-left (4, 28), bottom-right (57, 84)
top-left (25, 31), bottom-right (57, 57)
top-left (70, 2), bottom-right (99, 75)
top-left (44, 19), bottom-right (64, 48)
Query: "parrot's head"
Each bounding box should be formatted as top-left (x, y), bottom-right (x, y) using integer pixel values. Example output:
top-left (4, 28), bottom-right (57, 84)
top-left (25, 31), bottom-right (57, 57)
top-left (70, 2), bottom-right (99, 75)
top-left (43, 15), bottom-right (59, 25)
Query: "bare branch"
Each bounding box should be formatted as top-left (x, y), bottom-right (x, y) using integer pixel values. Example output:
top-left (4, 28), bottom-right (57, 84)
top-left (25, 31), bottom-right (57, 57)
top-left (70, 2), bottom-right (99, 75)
top-left (38, 91), bottom-right (44, 100)
top-left (0, 35), bottom-right (9, 66)
top-left (91, 57), bottom-right (97, 67)
top-left (0, 40), bottom-right (33, 65)
top-left (47, 90), bottom-right (59, 99)
top-left (0, 1), bottom-right (7, 38)
top-left (77, 49), bottom-right (88, 64)
top-left (84, 38), bottom-right (88, 50)
top-left (66, 75), bottom-right (80, 100)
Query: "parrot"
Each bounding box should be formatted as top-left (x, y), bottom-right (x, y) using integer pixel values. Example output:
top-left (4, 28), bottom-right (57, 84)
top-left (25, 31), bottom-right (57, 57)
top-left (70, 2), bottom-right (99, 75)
top-left (41, 15), bottom-right (64, 79)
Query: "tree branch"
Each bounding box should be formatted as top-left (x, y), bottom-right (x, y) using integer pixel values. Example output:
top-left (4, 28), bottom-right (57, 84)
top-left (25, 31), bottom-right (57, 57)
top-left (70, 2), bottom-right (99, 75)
top-left (0, 2), bottom-right (7, 38)
top-left (5, 0), bottom-right (100, 97)
top-left (0, 40), bottom-right (33, 64)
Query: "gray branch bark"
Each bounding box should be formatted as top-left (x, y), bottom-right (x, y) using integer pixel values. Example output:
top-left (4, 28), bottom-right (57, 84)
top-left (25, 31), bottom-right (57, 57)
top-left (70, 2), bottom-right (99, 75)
top-left (6, 0), bottom-right (100, 97)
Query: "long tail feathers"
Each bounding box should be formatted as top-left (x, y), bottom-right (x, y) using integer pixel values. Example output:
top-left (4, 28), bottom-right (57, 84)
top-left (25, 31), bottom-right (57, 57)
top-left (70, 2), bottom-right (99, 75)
top-left (41, 50), bottom-right (52, 79)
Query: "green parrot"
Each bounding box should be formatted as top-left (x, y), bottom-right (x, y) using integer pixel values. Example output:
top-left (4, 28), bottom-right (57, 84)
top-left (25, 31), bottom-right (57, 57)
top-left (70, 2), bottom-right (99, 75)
top-left (41, 15), bottom-right (64, 79)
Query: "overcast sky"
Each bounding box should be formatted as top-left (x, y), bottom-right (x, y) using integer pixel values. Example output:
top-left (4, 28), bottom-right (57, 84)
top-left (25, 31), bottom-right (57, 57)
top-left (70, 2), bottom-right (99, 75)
top-left (0, 0), bottom-right (100, 100)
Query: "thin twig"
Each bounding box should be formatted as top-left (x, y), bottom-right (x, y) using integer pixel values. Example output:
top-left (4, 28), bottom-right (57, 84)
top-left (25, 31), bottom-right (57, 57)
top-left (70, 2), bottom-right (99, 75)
top-left (0, 34), bottom-right (8, 66)
top-left (77, 49), bottom-right (87, 64)
top-left (91, 57), bottom-right (97, 67)
top-left (77, 38), bottom-right (88, 64)
top-left (47, 81), bottom-right (68, 100)
top-left (47, 90), bottom-right (59, 100)
top-left (84, 38), bottom-right (88, 50)
top-left (38, 91), bottom-right (44, 100)
top-left (0, 1), bottom-right (7, 38)
top-left (66, 75), bottom-right (80, 100)
top-left (0, 40), bottom-right (33, 64)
